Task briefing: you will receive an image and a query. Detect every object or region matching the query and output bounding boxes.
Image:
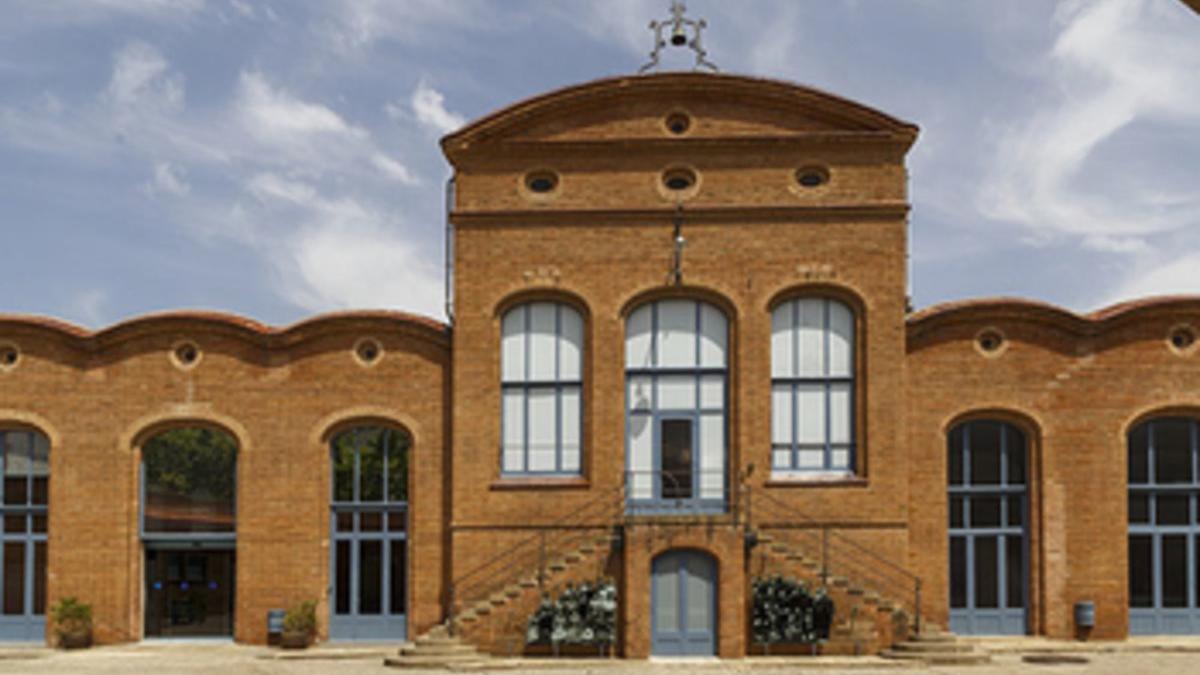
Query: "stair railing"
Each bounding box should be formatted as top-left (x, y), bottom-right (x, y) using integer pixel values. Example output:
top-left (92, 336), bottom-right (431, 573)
top-left (446, 484), bottom-right (625, 634)
top-left (747, 486), bottom-right (923, 635)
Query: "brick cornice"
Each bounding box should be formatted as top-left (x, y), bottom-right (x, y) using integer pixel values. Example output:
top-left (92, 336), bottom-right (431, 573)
top-left (450, 203), bottom-right (911, 227)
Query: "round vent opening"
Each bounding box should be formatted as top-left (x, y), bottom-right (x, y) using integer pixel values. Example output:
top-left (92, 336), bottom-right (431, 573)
top-left (1169, 326), bottom-right (1196, 353)
top-left (524, 171), bottom-right (559, 194)
top-left (976, 329), bottom-right (1005, 355)
top-left (171, 341), bottom-right (200, 369)
top-left (796, 166), bottom-right (830, 188)
top-left (664, 112), bottom-right (691, 135)
top-left (662, 167), bottom-right (697, 192)
top-left (354, 338), bottom-right (383, 366)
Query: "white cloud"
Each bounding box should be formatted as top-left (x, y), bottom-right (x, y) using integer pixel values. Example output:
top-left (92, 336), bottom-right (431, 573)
top-left (236, 72), bottom-right (358, 138)
top-left (145, 161), bottom-right (190, 196)
top-left (68, 288), bottom-right (110, 327)
top-left (106, 41), bottom-right (184, 112)
top-left (371, 153), bottom-right (418, 185)
top-left (1101, 251), bottom-right (1200, 307)
top-left (978, 0), bottom-right (1200, 247)
top-left (408, 81), bottom-right (464, 135)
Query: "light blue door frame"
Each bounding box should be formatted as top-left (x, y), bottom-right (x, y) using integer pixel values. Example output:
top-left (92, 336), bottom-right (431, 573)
top-left (651, 551), bottom-right (716, 656)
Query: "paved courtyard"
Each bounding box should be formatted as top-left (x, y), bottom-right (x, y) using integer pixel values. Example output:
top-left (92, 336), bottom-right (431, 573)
top-left (0, 643), bottom-right (1199, 675)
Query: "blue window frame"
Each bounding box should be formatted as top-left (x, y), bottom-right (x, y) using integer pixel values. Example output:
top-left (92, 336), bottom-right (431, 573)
top-left (0, 429), bottom-right (48, 641)
top-left (947, 420), bottom-right (1028, 635)
top-left (625, 299), bottom-right (727, 512)
top-left (770, 297), bottom-right (856, 474)
top-left (500, 302), bottom-right (584, 476)
top-left (1128, 417), bottom-right (1200, 635)
top-left (330, 426), bottom-right (408, 641)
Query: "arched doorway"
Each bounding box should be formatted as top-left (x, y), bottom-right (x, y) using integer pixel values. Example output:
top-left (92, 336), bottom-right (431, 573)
top-left (0, 429), bottom-right (48, 641)
top-left (651, 550), bottom-right (716, 656)
top-left (1128, 417), bottom-right (1200, 634)
top-left (947, 419), bottom-right (1029, 635)
top-left (329, 425), bottom-right (409, 641)
top-left (141, 426), bottom-right (237, 638)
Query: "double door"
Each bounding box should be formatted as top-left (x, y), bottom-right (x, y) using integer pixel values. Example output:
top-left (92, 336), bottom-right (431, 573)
top-left (145, 549), bottom-right (234, 637)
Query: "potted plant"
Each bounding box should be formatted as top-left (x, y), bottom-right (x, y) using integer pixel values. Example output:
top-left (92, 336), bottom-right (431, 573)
top-left (51, 597), bottom-right (93, 649)
top-left (280, 600), bottom-right (318, 649)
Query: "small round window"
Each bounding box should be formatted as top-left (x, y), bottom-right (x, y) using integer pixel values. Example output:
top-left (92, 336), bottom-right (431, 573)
top-left (975, 329), bottom-right (1006, 356)
top-left (0, 344), bottom-right (18, 371)
top-left (170, 341), bottom-right (201, 370)
top-left (796, 166), bottom-right (830, 188)
top-left (662, 167), bottom-right (697, 192)
top-left (354, 337), bottom-right (383, 366)
top-left (664, 112), bottom-right (691, 135)
top-left (524, 171), bottom-right (559, 195)
top-left (1169, 326), bottom-right (1196, 354)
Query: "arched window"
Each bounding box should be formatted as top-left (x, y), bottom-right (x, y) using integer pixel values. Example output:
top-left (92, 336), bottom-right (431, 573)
top-left (625, 299), bottom-right (727, 510)
top-left (140, 426), bottom-right (237, 638)
top-left (1128, 417), bottom-right (1200, 634)
top-left (0, 428), bottom-right (48, 640)
top-left (770, 297), bottom-right (855, 473)
top-left (501, 302), bottom-right (584, 475)
top-left (330, 425), bottom-right (409, 640)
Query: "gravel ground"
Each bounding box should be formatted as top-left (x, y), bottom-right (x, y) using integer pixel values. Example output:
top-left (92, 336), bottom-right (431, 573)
top-left (0, 645), bottom-right (1194, 674)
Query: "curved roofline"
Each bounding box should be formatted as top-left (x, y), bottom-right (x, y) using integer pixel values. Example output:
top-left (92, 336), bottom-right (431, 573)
top-left (0, 309), bottom-right (449, 351)
top-left (908, 295), bottom-right (1200, 337)
top-left (442, 72), bottom-right (918, 157)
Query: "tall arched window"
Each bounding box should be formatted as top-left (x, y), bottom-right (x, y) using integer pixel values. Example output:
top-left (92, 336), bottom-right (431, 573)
top-left (770, 297), bottom-right (855, 473)
top-left (501, 302), bottom-right (583, 475)
top-left (1128, 417), bottom-right (1200, 634)
top-left (625, 299), bottom-right (727, 510)
top-left (330, 425), bottom-right (409, 640)
top-left (0, 428), bottom-right (48, 641)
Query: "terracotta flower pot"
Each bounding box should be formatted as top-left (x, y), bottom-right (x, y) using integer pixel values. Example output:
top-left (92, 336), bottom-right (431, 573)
top-left (280, 630), bottom-right (311, 650)
top-left (58, 630), bottom-right (92, 649)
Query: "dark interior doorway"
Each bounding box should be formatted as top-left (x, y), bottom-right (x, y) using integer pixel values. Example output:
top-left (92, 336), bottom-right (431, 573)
top-left (145, 548), bottom-right (234, 638)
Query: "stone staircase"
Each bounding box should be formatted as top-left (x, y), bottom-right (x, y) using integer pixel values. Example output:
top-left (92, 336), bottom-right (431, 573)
top-left (385, 531), bottom-right (615, 667)
top-left (880, 625), bottom-right (992, 665)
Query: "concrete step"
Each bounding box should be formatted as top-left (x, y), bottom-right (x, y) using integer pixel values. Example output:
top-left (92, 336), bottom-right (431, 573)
top-left (879, 649), bottom-right (991, 665)
top-left (384, 654), bottom-right (488, 669)
top-left (564, 552), bottom-right (582, 563)
top-left (398, 643), bottom-right (480, 657)
top-left (504, 586), bottom-right (521, 598)
top-left (890, 640), bottom-right (975, 654)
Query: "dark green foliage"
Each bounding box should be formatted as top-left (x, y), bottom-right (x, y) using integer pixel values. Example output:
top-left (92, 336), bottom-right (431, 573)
top-left (331, 427), bottom-right (410, 503)
top-left (526, 579), bottom-right (617, 646)
top-left (283, 599), bottom-right (318, 636)
top-left (50, 597), bottom-right (92, 637)
top-left (144, 427), bottom-right (236, 500)
top-left (750, 576), bottom-right (835, 645)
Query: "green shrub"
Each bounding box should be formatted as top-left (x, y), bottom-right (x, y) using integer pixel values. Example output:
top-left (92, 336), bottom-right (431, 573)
top-left (283, 600), bottom-right (318, 636)
top-left (50, 597), bottom-right (93, 636)
top-left (750, 576), bottom-right (834, 645)
top-left (526, 578), bottom-right (617, 646)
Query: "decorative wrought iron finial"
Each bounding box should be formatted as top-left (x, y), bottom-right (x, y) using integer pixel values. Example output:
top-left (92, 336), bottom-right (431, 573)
top-left (639, 1), bottom-right (719, 74)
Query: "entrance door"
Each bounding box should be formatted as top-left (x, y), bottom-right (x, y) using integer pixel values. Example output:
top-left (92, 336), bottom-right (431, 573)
top-left (145, 549), bottom-right (234, 637)
top-left (651, 550), bottom-right (716, 656)
top-left (948, 420), bottom-right (1028, 635)
top-left (0, 429), bottom-right (48, 642)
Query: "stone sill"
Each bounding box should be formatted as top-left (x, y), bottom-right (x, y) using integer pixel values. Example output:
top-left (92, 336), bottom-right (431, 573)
top-left (764, 474), bottom-right (868, 489)
top-left (489, 476), bottom-right (590, 491)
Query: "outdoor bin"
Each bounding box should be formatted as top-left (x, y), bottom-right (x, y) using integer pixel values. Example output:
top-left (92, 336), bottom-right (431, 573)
top-left (267, 609), bottom-right (286, 646)
top-left (1074, 601), bottom-right (1095, 630)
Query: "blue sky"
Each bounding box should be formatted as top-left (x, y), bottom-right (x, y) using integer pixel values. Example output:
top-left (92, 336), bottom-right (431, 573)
top-left (1, 0), bottom-right (1197, 327)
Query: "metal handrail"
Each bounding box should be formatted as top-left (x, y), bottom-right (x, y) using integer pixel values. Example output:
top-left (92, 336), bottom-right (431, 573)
top-left (749, 486), bottom-right (923, 634)
top-left (624, 468), bottom-right (729, 502)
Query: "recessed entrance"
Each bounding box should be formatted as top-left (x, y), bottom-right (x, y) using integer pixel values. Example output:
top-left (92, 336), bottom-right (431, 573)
top-left (145, 549), bottom-right (234, 637)
top-left (651, 550), bottom-right (716, 656)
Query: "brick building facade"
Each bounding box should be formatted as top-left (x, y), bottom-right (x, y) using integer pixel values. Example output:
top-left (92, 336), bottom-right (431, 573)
top-left (0, 72), bottom-right (1197, 654)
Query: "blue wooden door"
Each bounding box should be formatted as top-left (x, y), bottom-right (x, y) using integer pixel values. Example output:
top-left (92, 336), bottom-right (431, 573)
top-left (948, 421), bottom-right (1028, 635)
top-left (651, 551), bottom-right (716, 656)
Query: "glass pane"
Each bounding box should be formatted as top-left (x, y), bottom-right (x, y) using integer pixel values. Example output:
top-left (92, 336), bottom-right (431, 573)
top-left (970, 422), bottom-right (1002, 486)
top-left (1129, 535), bottom-right (1153, 608)
top-left (948, 426), bottom-right (964, 486)
top-left (798, 448), bottom-right (824, 470)
top-left (32, 514), bottom-right (46, 534)
top-left (1128, 425), bottom-right (1149, 484)
top-left (657, 376), bottom-right (695, 410)
top-left (949, 537), bottom-right (967, 608)
top-left (830, 447), bottom-right (850, 471)
top-left (796, 384), bottom-right (825, 444)
top-left (771, 385), bottom-right (792, 445)
top-left (359, 541), bottom-right (382, 615)
top-left (628, 414), bottom-right (653, 500)
top-left (1162, 535), bottom-right (1187, 608)
top-left (950, 497), bottom-right (963, 528)
top-left (657, 300), bottom-right (697, 369)
top-left (1129, 493), bottom-right (1150, 524)
top-left (390, 540), bottom-right (407, 616)
top-left (336, 512), bottom-right (353, 532)
top-left (143, 428), bottom-right (236, 534)
top-left (335, 541), bottom-right (350, 614)
top-left (360, 512), bottom-right (382, 532)
top-left (358, 429), bottom-right (384, 502)
top-left (502, 389), bottom-right (525, 472)
top-left (1155, 420), bottom-right (1193, 484)
top-left (972, 497), bottom-right (1002, 528)
top-left (1158, 494), bottom-right (1190, 526)
top-left (698, 303), bottom-right (727, 368)
top-left (685, 558), bottom-right (711, 631)
top-left (628, 376), bottom-right (652, 413)
top-left (4, 515), bottom-right (24, 534)
top-left (974, 536), bottom-right (999, 609)
top-left (1007, 427), bottom-right (1026, 485)
top-left (653, 559), bottom-right (679, 632)
top-left (1007, 495), bottom-right (1024, 528)
top-left (501, 305), bottom-right (526, 382)
top-left (331, 433), bottom-right (355, 503)
top-left (31, 433), bottom-right (48, 506)
top-left (33, 541), bottom-right (45, 615)
top-left (386, 430), bottom-right (409, 503)
top-left (829, 383), bottom-right (851, 444)
top-left (772, 448), bottom-right (792, 470)
top-left (388, 511), bottom-right (406, 532)
top-left (770, 303), bottom-right (794, 378)
top-left (560, 388), bottom-right (581, 473)
top-left (4, 431), bottom-right (29, 506)
top-left (1005, 535), bottom-right (1024, 609)
top-left (625, 305), bottom-right (653, 369)
top-left (3, 542), bottom-right (22, 615)
top-left (827, 300), bottom-right (853, 378)
top-left (527, 388), bottom-right (557, 472)
top-left (796, 298), bottom-right (825, 377)
top-left (558, 305), bottom-right (583, 381)
top-left (698, 414), bottom-right (724, 500)
top-left (528, 303), bottom-right (557, 381)
top-left (699, 376), bottom-right (723, 410)
top-left (661, 419), bottom-right (693, 500)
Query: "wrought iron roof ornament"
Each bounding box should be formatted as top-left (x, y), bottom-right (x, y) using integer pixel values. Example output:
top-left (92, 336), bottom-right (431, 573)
top-left (638, 1), bottom-right (719, 74)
